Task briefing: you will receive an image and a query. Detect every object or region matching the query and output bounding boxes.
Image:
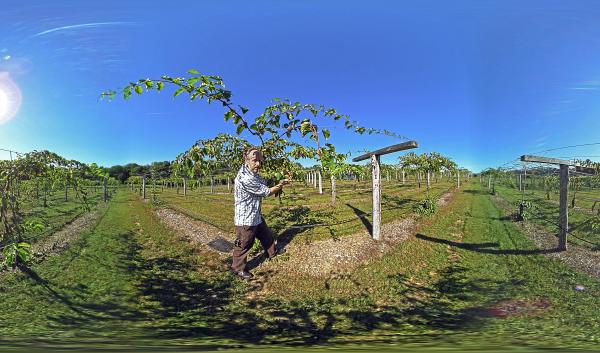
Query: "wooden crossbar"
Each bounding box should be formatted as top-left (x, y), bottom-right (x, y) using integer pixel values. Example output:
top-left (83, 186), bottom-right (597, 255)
top-left (520, 155), bottom-right (577, 166)
top-left (352, 141), bottom-right (418, 162)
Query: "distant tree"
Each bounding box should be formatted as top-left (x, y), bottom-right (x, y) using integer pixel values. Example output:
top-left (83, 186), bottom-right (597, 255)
top-left (150, 161), bottom-right (172, 179)
top-left (108, 165), bottom-right (129, 183)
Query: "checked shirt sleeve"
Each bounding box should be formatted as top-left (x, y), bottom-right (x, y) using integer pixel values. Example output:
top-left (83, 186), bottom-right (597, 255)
top-left (239, 174), bottom-right (271, 197)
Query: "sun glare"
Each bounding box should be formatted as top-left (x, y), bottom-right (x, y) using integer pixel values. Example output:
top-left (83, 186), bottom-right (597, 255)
top-left (0, 72), bottom-right (22, 124)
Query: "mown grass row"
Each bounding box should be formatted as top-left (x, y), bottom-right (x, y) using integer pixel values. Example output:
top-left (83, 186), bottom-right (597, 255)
top-left (0, 184), bottom-right (599, 350)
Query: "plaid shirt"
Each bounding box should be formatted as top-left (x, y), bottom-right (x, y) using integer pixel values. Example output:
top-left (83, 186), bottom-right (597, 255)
top-left (234, 164), bottom-right (271, 226)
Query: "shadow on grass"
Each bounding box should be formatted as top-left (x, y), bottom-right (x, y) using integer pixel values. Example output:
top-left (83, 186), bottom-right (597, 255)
top-left (416, 233), bottom-right (561, 255)
top-left (462, 189), bottom-right (490, 195)
top-left (132, 258), bottom-right (513, 344)
top-left (382, 194), bottom-right (411, 209)
top-left (26, 230), bottom-right (524, 347)
top-left (346, 203), bottom-right (372, 236)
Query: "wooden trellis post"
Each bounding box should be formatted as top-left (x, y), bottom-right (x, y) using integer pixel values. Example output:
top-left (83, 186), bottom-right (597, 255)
top-left (142, 175), bottom-right (146, 200)
top-left (521, 155), bottom-right (577, 251)
top-left (103, 177), bottom-right (108, 202)
top-left (352, 141), bottom-right (418, 241)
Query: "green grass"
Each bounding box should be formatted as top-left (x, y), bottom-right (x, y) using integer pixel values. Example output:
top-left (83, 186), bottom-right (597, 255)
top-left (0, 184), bottom-right (599, 351)
top-left (491, 182), bottom-right (600, 248)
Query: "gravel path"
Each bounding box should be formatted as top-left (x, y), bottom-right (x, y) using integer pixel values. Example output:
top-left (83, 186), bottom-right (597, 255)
top-left (155, 208), bottom-right (234, 255)
top-left (30, 205), bottom-right (106, 261)
top-left (272, 215), bottom-right (418, 277)
top-left (523, 221), bottom-right (600, 278)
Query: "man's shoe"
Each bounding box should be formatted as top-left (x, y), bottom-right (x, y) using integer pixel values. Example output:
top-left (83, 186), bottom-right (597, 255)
top-left (232, 270), bottom-right (254, 280)
top-left (269, 247), bottom-right (287, 258)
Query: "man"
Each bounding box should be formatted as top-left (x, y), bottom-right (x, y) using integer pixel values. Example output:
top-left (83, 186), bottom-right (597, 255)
top-left (231, 148), bottom-right (288, 280)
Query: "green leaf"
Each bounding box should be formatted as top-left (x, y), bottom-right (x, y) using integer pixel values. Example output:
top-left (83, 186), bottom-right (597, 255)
top-left (224, 110), bottom-right (234, 121)
top-left (157, 81), bottom-right (165, 91)
top-left (174, 88), bottom-right (186, 97)
top-left (240, 106), bottom-right (249, 114)
top-left (236, 124), bottom-right (245, 135)
top-left (123, 86), bottom-right (133, 100)
top-left (322, 128), bottom-right (331, 139)
top-left (300, 121), bottom-right (311, 136)
top-left (188, 69), bottom-right (201, 75)
top-left (135, 85), bottom-right (143, 95)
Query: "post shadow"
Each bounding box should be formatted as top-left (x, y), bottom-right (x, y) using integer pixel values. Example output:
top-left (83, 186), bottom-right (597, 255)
top-left (416, 233), bottom-right (561, 255)
top-left (346, 203), bottom-right (372, 236)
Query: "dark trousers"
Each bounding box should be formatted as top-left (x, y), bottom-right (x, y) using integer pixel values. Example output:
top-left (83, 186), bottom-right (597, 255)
top-left (231, 219), bottom-right (276, 272)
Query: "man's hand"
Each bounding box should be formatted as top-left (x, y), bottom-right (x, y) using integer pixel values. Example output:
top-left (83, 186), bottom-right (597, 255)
top-left (270, 179), bottom-right (290, 196)
top-left (279, 178), bottom-right (291, 186)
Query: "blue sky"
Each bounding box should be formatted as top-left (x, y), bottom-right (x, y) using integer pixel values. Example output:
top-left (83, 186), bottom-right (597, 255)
top-left (1, 0), bottom-right (599, 171)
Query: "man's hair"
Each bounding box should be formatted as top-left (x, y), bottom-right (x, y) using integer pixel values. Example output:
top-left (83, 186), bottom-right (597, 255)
top-left (244, 147), bottom-right (262, 160)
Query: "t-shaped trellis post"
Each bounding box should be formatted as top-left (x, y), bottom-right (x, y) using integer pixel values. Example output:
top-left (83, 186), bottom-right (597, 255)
top-left (521, 155), bottom-right (578, 251)
top-left (353, 141), bottom-right (418, 240)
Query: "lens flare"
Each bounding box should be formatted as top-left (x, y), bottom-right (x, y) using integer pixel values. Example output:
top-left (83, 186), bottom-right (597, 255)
top-left (0, 72), bottom-right (22, 124)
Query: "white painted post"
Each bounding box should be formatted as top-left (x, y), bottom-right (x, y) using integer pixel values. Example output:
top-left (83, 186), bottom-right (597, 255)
top-left (142, 176), bottom-right (146, 199)
top-left (426, 172), bottom-right (431, 189)
top-left (372, 154), bottom-right (381, 241)
top-left (183, 178), bottom-right (187, 196)
top-left (318, 170), bottom-right (323, 195)
top-left (457, 171), bottom-right (460, 188)
top-left (402, 170), bottom-right (405, 185)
